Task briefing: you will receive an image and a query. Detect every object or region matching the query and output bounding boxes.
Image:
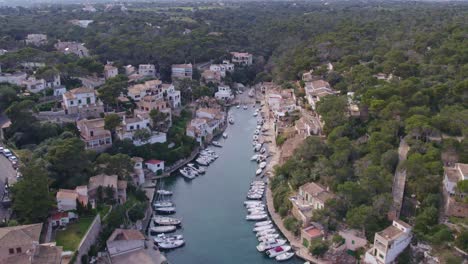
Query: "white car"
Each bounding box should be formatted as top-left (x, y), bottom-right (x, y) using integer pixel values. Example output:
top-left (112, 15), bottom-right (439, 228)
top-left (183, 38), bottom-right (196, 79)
top-left (0, 147), bottom-right (4, 153)
top-left (3, 149), bottom-right (12, 157)
top-left (8, 156), bottom-right (17, 162)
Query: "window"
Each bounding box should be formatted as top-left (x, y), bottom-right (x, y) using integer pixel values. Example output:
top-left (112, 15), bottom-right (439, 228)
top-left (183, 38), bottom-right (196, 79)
top-left (16, 247), bottom-right (21, 253)
top-left (70, 100), bottom-right (74, 105)
top-left (78, 99), bottom-right (82, 104)
top-left (90, 131), bottom-right (94, 137)
top-left (9, 248), bottom-right (14, 254)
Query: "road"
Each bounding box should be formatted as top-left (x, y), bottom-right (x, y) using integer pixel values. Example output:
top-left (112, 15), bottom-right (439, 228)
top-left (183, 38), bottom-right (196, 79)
top-left (0, 153), bottom-right (17, 221)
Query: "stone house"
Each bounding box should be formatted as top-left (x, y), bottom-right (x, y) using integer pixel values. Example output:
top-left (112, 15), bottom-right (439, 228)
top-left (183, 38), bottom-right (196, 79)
top-left (291, 182), bottom-right (334, 225)
top-left (88, 174), bottom-right (127, 204)
top-left (76, 118), bottom-right (112, 152)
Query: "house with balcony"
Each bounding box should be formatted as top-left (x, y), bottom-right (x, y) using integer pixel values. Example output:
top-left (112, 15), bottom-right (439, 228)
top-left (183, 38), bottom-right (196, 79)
top-left (443, 163), bottom-right (468, 217)
top-left (162, 84), bottom-right (181, 108)
top-left (186, 118), bottom-right (209, 145)
top-left (76, 118), bottom-right (112, 152)
top-left (62, 87), bottom-right (104, 117)
top-left (291, 182), bottom-right (334, 225)
top-left (305, 80), bottom-right (338, 110)
top-left (171, 63), bottom-right (192, 80)
top-left (209, 61), bottom-right (235, 77)
top-left (138, 64), bottom-right (156, 77)
top-left (214, 84), bottom-right (233, 101)
top-left (230, 52), bottom-right (253, 66)
top-left (116, 112), bottom-right (167, 146)
top-left (364, 220), bottom-right (412, 264)
top-left (22, 77), bottom-right (46, 93)
top-left (145, 160), bottom-right (165, 175)
top-left (127, 79), bottom-right (163, 102)
top-left (201, 69), bottom-right (222, 83)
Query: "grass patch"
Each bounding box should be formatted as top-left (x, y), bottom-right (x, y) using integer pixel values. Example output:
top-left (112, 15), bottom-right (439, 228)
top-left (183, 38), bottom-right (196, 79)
top-left (55, 217), bottom-right (95, 251)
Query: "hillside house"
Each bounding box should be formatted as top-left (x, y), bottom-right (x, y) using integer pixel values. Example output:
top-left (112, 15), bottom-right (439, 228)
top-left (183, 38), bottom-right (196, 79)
top-left (443, 163), bottom-right (468, 217)
top-left (305, 80), bottom-right (338, 110)
top-left (230, 52), bottom-right (253, 66)
top-left (62, 87), bottom-right (104, 117)
top-left (145, 160), bottom-right (165, 174)
top-left (116, 112), bottom-right (167, 146)
top-left (104, 64), bottom-right (119, 79)
top-left (25, 34), bottom-right (47, 46)
top-left (56, 186), bottom-right (88, 212)
top-left (88, 174), bottom-right (127, 204)
top-left (76, 118), bottom-right (112, 152)
top-left (138, 64), bottom-right (156, 77)
top-left (162, 84), bottom-right (181, 108)
top-left (55, 41), bottom-right (89, 57)
top-left (364, 220), bottom-right (412, 264)
top-left (171, 63), bottom-right (193, 80)
top-left (291, 182), bottom-right (334, 225)
top-left (214, 85), bottom-right (233, 101)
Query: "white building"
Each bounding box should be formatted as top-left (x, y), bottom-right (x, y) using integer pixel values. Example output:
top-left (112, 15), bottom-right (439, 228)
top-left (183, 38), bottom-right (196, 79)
top-left (0, 72), bottom-right (27, 86)
top-left (172, 63), bottom-right (193, 79)
top-left (230, 52), bottom-right (253, 66)
top-left (116, 113), bottom-right (167, 146)
top-left (214, 85), bottom-right (233, 101)
top-left (55, 41), bottom-right (89, 58)
top-left (56, 186), bottom-right (88, 212)
top-left (209, 60), bottom-right (235, 77)
top-left (22, 77), bottom-right (45, 93)
top-left (186, 118), bottom-right (208, 145)
top-left (104, 64), bottom-right (119, 79)
top-left (25, 34), bottom-right (47, 46)
top-left (364, 220), bottom-right (412, 264)
top-left (53, 86), bottom-right (67, 96)
top-left (145, 160), bottom-right (165, 174)
top-left (162, 84), bottom-right (181, 108)
top-left (62, 87), bottom-right (104, 116)
top-left (138, 64), bottom-right (156, 77)
top-left (305, 80), bottom-right (338, 110)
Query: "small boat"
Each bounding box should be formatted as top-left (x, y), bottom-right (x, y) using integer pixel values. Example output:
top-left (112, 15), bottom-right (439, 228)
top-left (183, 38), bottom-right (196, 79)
top-left (254, 129), bottom-right (260, 135)
top-left (246, 214), bottom-right (268, 221)
top-left (212, 141), bottom-right (222, 147)
top-left (276, 252), bottom-right (295, 261)
top-left (255, 221), bottom-right (271, 227)
top-left (155, 207), bottom-right (176, 214)
top-left (243, 105), bottom-right (248, 110)
top-left (253, 224), bottom-right (273, 232)
top-left (158, 239), bottom-right (185, 249)
top-left (187, 163), bottom-right (205, 174)
top-left (154, 234), bottom-right (183, 243)
top-left (258, 234), bottom-right (280, 242)
top-left (154, 201), bottom-right (174, 208)
top-left (150, 225), bottom-right (177, 234)
top-left (266, 245), bottom-right (291, 258)
top-left (252, 141), bottom-right (258, 146)
top-left (248, 208), bottom-right (266, 214)
top-left (248, 90), bottom-right (254, 97)
top-left (257, 239), bottom-right (287, 252)
top-left (157, 190), bottom-right (173, 196)
top-left (153, 216), bottom-right (182, 226)
top-left (251, 154), bottom-right (259, 161)
top-left (256, 228), bottom-right (277, 237)
top-left (223, 132), bottom-right (228, 138)
top-left (259, 162), bottom-right (267, 169)
top-left (179, 168), bottom-right (196, 179)
top-left (244, 201), bottom-right (262, 206)
top-left (196, 157), bottom-right (209, 166)
top-left (256, 168), bottom-right (262, 175)
top-left (236, 105), bottom-right (240, 109)
top-left (253, 112), bottom-right (258, 117)
top-left (229, 117), bottom-right (235, 124)
top-left (260, 148), bottom-right (266, 154)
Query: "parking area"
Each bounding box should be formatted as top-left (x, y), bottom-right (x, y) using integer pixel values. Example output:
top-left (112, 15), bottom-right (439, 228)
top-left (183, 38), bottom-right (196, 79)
top-left (0, 148), bottom-right (18, 221)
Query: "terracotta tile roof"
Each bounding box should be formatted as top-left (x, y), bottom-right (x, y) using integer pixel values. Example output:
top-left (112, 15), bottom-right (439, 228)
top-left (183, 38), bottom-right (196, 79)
top-left (172, 63), bottom-right (192, 69)
top-left (300, 182), bottom-right (334, 203)
top-left (0, 223), bottom-right (42, 246)
top-left (107, 228), bottom-right (145, 243)
top-left (88, 174), bottom-right (118, 191)
top-left (31, 243), bottom-right (63, 264)
top-left (146, 159), bottom-right (163, 165)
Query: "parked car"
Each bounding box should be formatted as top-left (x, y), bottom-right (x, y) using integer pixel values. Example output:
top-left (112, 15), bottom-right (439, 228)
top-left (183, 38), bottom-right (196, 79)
top-left (3, 149), bottom-right (12, 157)
top-left (0, 147), bottom-right (4, 154)
top-left (8, 156), bottom-right (17, 162)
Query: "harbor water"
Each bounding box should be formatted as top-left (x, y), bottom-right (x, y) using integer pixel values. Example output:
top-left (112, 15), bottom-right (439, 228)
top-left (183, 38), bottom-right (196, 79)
top-left (155, 107), bottom-right (302, 263)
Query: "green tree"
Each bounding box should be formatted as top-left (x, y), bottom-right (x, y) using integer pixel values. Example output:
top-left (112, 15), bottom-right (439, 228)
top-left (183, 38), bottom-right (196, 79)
top-left (11, 164), bottom-right (53, 223)
top-left (104, 114), bottom-right (121, 136)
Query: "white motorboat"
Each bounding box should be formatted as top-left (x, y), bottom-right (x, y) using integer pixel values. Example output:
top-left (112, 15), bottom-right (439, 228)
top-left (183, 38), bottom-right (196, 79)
top-left (179, 168), bottom-right (196, 179)
top-left (212, 141), bottom-right (222, 147)
top-left (248, 90), bottom-right (254, 97)
top-left (258, 234), bottom-right (280, 242)
top-left (229, 117), bottom-right (235, 124)
top-left (243, 105), bottom-right (248, 110)
top-left (253, 135), bottom-right (259, 141)
top-left (259, 162), bottom-right (267, 169)
top-left (255, 220), bottom-right (272, 227)
top-left (187, 163), bottom-right (205, 174)
top-left (244, 201), bottom-right (262, 206)
top-left (154, 234), bottom-right (183, 244)
top-left (256, 228), bottom-right (277, 237)
top-left (158, 239), bottom-right (185, 249)
top-left (251, 154), bottom-right (259, 161)
top-left (248, 208), bottom-right (266, 214)
top-left (256, 168), bottom-right (262, 175)
top-left (223, 132), bottom-right (228, 138)
top-left (196, 157), bottom-right (209, 166)
top-left (275, 252), bottom-right (294, 261)
top-left (253, 224), bottom-right (273, 232)
top-left (252, 140), bottom-right (258, 146)
top-left (150, 225), bottom-right (177, 234)
top-left (266, 245), bottom-right (291, 258)
top-left (253, 112), bottom-right (258, 117)
top-left (257, 125), bottom-right (262, 130)
top-left (247, 194), bottom-right (262, 200)
top-left (153, 216), bottom-right (182, 226)
top-left (154, 201), bottom-right (174, 208)
top-left (246, 204), bottom-right (265, 209)
top-left (257, 239), bottom-right (287, 252)
top-left (236, 105), bottom-right (240, 109)
top-left (260, 148), bottom-right (266, 154)
top-left (157, 190), bottom-right (173, 196)
top-left (246, 214), bottom-right (268, 221)
top-left (254, 144), bottom-right (262, 152)
top-left (254, 129), bottom-right (260, 135)
top-left (155, 207), bottom-right (176, 214)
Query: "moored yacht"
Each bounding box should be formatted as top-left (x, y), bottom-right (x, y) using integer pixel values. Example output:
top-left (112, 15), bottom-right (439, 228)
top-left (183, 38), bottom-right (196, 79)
top-left (150, 225), bottom-right (177, 234)
top-left (266, 245), bottom-right (291, 258)
top-left (153, 216), bottom-right (182, 226)
top-left (157, 190), bottom-right (173, 196)
top-left (257, 238), bottom-right (287, 252)
top-left (153, 234), bottom-right (183, 244)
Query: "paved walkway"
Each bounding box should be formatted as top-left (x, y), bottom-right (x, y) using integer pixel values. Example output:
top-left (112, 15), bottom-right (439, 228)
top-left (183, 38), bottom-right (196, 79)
top-left (261, 98), bottom-right (328, 264)
top-left (389, 139), bottom-right (410, 220)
